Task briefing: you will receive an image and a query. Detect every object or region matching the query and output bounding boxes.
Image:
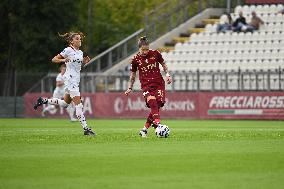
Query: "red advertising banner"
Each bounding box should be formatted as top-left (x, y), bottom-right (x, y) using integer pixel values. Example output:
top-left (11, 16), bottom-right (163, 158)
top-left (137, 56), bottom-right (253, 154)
top-left (24, 92), bottom-right (197, 119)
top-left (95, 92), bottom-right (198, 118)
top-left (24, 92), bottom-right (284, 120)
top-left (24, 93), bottom-right (95, 118)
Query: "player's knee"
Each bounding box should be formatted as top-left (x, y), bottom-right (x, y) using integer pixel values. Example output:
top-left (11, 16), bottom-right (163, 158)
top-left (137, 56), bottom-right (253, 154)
top-left (64, 95), bottom-right (72, 104)
top-left (147, 99), bottom-right (158, 109)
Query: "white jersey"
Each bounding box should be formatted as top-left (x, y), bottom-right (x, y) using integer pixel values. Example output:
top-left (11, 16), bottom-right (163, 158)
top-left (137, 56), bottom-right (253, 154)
top-left (60, 46), bottom-right (83, 83)
top-left (53, 73), bottom-right (65, 98)
top-left (59, 46), bottom-right (83, 98)
top-left (219, 14), bottom-right (229, 24)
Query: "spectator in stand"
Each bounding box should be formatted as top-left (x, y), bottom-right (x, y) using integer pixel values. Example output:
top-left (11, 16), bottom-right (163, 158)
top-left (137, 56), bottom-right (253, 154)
top-left (246, 11), bottom-right (264, 32)
top-left (232, 11), bottom-right (247, 32)
top-left (216, 12), bottom-right (232, 33)
top-left (278, 8), bottom-right (284, 14)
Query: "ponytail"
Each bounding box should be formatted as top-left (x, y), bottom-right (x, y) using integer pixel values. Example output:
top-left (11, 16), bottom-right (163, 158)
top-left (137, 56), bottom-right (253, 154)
top-left (58, 31), bottom-right (85, 44)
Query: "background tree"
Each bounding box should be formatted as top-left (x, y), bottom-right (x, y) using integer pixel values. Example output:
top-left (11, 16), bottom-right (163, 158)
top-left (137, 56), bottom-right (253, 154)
top-left (0, 0), bottom-right (81, 95)
top-left (0, 0), bottom-right (172, 96)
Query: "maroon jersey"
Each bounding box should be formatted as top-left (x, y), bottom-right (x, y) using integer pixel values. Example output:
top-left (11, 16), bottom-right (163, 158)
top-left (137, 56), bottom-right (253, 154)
top-left (130, 49), bottom-right (165, 89)
top-left (130, 49), bottom-right (166, 107)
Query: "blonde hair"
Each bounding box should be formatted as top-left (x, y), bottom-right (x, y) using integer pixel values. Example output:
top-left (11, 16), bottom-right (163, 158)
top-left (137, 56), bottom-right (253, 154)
top-left (58, 31), bottom-right (85, 44)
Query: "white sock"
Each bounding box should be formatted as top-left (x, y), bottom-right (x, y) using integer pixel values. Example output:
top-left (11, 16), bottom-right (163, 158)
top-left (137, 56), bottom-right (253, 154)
top-left (75, 103), bottom-right (88, 129)
top-left (66, 103), bottom-right (76, 120)
top-left (142, 126), bottom-right (148, 131)
top-left (43, 105), bottom-right (56, 113)
top-left (47, 98), bottom-right (68, 108)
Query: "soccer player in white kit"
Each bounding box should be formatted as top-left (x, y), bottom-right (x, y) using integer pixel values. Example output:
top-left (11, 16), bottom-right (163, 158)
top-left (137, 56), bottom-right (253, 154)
top-left (41, 64), bottom-right (77, 122)
top-left (33, 32), bottom-right (95, 136)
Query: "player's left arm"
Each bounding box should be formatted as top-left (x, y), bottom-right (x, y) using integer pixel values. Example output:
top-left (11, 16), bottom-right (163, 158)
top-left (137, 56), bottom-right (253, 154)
top-left (156, 50), bottom-right (172, 84)
top-left (160, 62), bottom-right (172, 84)
top-left (83, 56), bottom-right (91, 65)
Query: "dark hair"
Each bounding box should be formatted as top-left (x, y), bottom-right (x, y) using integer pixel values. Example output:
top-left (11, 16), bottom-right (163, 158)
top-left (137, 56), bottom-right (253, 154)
top-left (138, 36), bottom-right (149, 48)
top-left (225, 12), bottom-right (232, 23)
top-left (59, 63), bottom-right (66, 72)
top-left (60, 63), bottom-right (66, 67)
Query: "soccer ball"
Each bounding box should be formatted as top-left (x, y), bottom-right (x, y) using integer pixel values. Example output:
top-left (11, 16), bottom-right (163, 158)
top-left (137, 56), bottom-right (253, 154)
top-left (155, 124), bottom-right (170, 138)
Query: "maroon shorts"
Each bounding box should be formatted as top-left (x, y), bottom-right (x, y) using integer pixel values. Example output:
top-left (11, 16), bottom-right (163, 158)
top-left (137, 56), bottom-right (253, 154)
top-left (142, 81), bottom-right (166, 108)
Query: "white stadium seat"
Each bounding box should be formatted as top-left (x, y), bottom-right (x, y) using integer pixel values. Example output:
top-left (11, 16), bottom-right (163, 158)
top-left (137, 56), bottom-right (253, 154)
top-left (163, 4), bottom-right (284, 75)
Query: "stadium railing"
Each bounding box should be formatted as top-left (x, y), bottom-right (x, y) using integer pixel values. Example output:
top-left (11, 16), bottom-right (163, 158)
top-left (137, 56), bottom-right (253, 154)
top-left (28, 70), bottom-right (284, 93)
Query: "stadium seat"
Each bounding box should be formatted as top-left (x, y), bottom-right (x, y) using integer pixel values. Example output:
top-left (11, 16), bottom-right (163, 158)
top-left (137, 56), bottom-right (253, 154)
top-left (163, 3), bottom-right (284, 77)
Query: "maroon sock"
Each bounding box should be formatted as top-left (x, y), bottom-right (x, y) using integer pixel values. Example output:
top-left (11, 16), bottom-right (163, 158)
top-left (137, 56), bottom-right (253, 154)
top-left (147, 99), bottom-right (160, 124)
top-left (144, 122), bottom-right (151, 129)
top-left (146, 113), bottom-right (153, 124)
top-left (144, 113), bottom-right (153, 129)
top-left (153, 107), bottom-right (161, 127)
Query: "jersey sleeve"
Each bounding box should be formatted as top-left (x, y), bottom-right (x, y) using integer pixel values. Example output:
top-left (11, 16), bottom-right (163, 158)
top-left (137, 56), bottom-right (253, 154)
top-left (130, 57), bottom-right (138, 72)
top-left (59, 47), bottom-right (70, 58)
top-left (156, 50), bottom-right (164, 64)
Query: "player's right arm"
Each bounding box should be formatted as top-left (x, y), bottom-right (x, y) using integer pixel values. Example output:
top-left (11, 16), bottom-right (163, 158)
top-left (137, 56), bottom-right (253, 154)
top-left (125, 71), bottom-right (136, 96)
top-left (52, 48), bottom-right (71, 64)
top-left (52, 54), bottom-right (69, 64)
top-left (125, 57), bottom-right (138, 96)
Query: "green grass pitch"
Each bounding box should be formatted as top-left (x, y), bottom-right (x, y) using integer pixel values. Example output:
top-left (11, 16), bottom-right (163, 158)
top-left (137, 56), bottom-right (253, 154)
top-left (0, 118), bottom-right (284, 189)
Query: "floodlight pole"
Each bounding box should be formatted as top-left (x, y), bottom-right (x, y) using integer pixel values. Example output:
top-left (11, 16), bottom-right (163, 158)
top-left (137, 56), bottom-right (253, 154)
top-left (226, 0), bottom-right (231, 13)
top-left (87, 0), bottom-right (93, 55)
top-left (13, 69), bottom-right (17, 117)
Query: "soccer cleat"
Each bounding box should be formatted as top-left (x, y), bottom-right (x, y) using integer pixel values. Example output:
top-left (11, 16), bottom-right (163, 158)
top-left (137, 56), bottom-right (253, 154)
top-left (139, 129), bottom-right (147, 138)
top-left (34, 97), bottom-right (47, 110)
top-left (84, 127), bottom-right (96, 136)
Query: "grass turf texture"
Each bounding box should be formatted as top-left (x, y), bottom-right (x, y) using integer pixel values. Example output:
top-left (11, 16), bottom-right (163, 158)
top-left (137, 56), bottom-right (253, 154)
top-left (0, 119), bottom-right (284, 189)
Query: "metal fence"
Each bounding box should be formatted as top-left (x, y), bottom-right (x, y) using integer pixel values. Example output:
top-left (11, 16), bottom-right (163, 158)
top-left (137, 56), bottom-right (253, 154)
top-left (27, 70), bottom-right (284, 93)
top-left (0, 72), bottom-right (47, 96)
top-left (0, 97), bottom-right (23, 118)
top-left (1, 69), bottom-right (282, 118)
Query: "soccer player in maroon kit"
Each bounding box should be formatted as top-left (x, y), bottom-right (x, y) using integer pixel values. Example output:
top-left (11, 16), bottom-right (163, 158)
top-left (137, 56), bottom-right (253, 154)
top-left (124, 36), bottom-right (172, 137)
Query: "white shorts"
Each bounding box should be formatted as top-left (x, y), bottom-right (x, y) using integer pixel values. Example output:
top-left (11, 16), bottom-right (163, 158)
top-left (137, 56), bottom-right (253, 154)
top-left (64, 80), bottom-right (80, 98)
top-left (53, 89), bottom-right (65, 99)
